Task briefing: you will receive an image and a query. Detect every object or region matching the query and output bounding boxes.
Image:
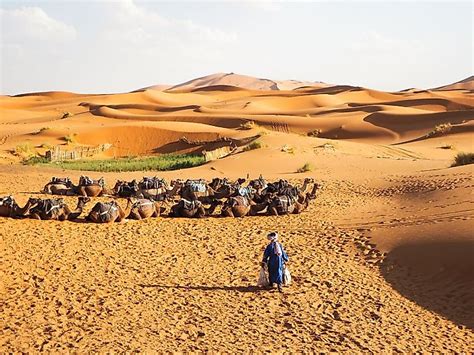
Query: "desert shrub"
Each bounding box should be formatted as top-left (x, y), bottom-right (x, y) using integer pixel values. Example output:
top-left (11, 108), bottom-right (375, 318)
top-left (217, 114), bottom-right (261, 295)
top-left (64, 134), bottom-right (76, 144)
top-left (33, 127), bottom-right (50, 135)
top-left (307, 129), bottom-right (321, 137)
top-left (240, 121), bottom-right (256, 130)
top-left (297, 162), bottom-right (313, 173)
top-left (62, 112), bottom-right (73, 119)
top-left (427, 123), bottom-right (452, 137)
top-left (281, 145), bottom-right (295, 154)
top-left (14, 142), bottom-right (33, 156)
top-left (451, 152), bottom-right (474, 167)
top-left (243, 141), bottom-right (262, 151)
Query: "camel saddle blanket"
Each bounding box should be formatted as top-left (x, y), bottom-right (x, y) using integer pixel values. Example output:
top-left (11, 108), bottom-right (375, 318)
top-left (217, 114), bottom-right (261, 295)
top-left (32, 199), bottom-right (64, 217)
top-left (237, 187), bottom-right (254, 198)
top-left (187, 182), bottom-right (206, 193)
top-left (96, 202), bottom-right (118, 222)
top-left (275, 195), bottom-right (296, 213)
top-left (0, 196), bottom-right (16, 208)
top-left (51, 177), bottom-right (72, 185)
top-left (179, 199), bottom-right (202, 211)
top-left (80, 176), bottom-right (104, 187)
top-left (140, 177), bottom-right (165, 190)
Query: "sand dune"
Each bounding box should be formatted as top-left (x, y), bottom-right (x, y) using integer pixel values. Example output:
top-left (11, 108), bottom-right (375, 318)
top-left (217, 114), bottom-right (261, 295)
top-left (433, 75), bottom-right (474, 91)
top-left (0, 74), bottom-right (473, 351)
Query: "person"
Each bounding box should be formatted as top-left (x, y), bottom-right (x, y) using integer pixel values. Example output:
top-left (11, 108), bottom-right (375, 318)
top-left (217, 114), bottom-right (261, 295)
top-left (261, 232), bottom-right (289, 292)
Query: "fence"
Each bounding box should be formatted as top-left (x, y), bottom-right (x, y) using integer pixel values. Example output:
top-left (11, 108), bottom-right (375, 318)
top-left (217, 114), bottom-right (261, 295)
top-left (45, 144), bottom-right (112, 162)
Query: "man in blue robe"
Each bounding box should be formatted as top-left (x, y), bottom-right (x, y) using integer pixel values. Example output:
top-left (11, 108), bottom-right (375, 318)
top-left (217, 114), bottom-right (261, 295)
top-left (261, 232), bottom-right (289, 292)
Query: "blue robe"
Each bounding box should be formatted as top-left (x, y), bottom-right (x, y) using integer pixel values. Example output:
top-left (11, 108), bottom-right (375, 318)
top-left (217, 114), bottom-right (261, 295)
top-left (262, 242), bottom-right (289, 285)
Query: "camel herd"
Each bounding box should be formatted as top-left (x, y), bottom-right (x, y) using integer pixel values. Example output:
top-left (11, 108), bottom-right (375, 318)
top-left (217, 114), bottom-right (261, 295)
top-left (0, 176), bottom-right (321, 223)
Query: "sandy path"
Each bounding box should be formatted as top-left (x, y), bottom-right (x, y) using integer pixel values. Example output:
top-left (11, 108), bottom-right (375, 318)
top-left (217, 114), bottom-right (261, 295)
top-left (1, 171), bottom-right (472, 352)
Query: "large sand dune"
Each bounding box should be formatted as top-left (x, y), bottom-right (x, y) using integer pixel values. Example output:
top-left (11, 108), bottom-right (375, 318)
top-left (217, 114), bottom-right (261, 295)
top-left (0, 74), bottom-right (473, 351)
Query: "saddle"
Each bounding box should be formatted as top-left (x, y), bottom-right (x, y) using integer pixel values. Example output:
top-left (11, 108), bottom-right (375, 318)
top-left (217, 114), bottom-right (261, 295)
top-left (117, 180), bottom-right (139, 197)
top-left (237, 187), bottom-right (254, 198)
top-left (94, 201), bottom-right (119, 222)
top-left (140, 177), bottom-right (166, 190)
top-left (274, 195), bottom-right (296, 213)
top-left (79, 176), bottom-right (104, 187)
top-left (186, 180), bottom-right (207, 193)
top-left (179, 199), bottom-right (202, 211)
top-left (51, 177), bottom-right (72, 186)
top-left (0, 196), bottom-right (16, 208)
top-left (32, 198), bottom-right (65, 218)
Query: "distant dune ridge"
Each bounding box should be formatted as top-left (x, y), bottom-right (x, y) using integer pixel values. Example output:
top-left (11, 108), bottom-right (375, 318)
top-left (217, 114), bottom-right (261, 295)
top-left (0, 73), bottom-right (473, 352)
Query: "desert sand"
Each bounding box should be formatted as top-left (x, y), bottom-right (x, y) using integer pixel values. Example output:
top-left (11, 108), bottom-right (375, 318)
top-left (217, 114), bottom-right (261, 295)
top-left (0, 73), bottom-right (473, 352)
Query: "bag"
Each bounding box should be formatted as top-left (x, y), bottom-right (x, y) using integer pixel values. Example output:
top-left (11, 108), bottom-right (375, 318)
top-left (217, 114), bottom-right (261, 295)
top-left (283, 265), bottom-right (291, 286)
top-left (257, 265), bottom-right (269, 287)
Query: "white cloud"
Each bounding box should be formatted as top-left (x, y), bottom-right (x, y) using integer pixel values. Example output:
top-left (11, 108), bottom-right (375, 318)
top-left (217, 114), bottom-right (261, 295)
top-left (105, 0), bottom-right (237, 44)
top-left (1, 6), bottom-right (77, 42)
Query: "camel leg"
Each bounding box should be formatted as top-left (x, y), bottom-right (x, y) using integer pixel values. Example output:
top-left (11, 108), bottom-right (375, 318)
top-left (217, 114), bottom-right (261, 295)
top-left (221, 209), bottom-right (233, 217)
top-left (29, 213), bottom-right (41, 220)
top-left (128, 211), bottom-right (142, 220)
top-left (267, 207), bottom-right (278, 216)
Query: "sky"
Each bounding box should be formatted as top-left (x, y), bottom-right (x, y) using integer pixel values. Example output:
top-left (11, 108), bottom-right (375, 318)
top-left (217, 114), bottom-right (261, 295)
top-left (0, 0), bottom-right (472, 95)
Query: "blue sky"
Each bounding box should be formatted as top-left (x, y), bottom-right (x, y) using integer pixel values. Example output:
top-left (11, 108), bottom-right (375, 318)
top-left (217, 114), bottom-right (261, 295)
top-left (1, 0), bottom-right (472, 94)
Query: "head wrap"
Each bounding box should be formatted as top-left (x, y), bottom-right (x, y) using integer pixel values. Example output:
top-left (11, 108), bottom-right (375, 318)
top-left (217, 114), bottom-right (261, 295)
top-left (267, 232), bottom-right (282, 255)
top-left (267, 232), bottom-right (278, 241)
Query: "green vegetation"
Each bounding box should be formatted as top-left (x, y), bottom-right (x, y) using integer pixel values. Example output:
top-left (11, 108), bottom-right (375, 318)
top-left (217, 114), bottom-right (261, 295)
top-left (297, 162), bottom-right (314, 173)
top-left (24, 154), bottom-right (206, 172)
top-left (451, 152), bottom-right (474, 167)
top-left (427, 123), bottom-right (452, 137)
top-left (243, 140), bottom-right (263, 151)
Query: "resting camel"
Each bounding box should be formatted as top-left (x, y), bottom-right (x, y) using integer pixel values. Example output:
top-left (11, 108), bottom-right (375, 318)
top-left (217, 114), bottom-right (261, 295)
top-left (86, 199), bottom-right (133, 223)
top-left (29, 197), bottom-right (91, 221)
top-left (267, 183), bottom-right (321, 216)
top-left (42, 176), bottom-right (109, 197)
top-left (0, 196), bottom-right (39, 218)
top-left (42, 177), bottom-right (75, 195)
top-left (180, 180), bottom-right (235, 203)
top-left (169, 199), bottom-right (221, 218)
top-left (127, 198), bottom-right (166, 220)
top-left (220, 195), bottom-right (270, 217)
top-left (112, 180), bottom-right (139, 198)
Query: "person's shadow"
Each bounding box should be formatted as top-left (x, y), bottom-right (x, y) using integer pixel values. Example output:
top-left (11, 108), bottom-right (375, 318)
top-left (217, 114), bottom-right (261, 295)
top-left (138, 284), bottom-right (268, 293)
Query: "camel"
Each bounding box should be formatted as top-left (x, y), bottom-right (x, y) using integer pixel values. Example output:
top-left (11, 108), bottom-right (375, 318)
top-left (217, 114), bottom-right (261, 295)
top-left (29, 197), bottom-right (91, 221)
top-left (0, 196), bottom-right (39, 218)
top-left (113, 180), bottom-right (139, 198)
top-left (180, 180), bottom-right (235, 203)
top-left (169, 199), bottom-right (221, 218)
top-left (75, 176), bottom-right (106, 197)
top-left (139, 182), bottom-right (181, 201)
top-left (42, 177), bottom-right (75, 195)
top-left (86, 199), bottom-right (133, 223)
top-left (127, 198), bottom-right (166, 220)
top-left (267, 183), bottom-right (321, 216)
top-left (220, 195), bottom-right (270, 217)
top-left (42, 176), bottom-right (108, 197)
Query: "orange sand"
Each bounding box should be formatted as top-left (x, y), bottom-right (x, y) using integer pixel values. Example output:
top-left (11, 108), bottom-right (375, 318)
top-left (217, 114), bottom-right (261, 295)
top-left (0, 74), bottom-right (473, 352)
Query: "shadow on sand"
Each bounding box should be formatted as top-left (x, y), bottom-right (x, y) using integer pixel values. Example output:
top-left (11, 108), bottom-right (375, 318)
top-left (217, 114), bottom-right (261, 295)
top-left (379, 240), bottom-right (474, 329)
